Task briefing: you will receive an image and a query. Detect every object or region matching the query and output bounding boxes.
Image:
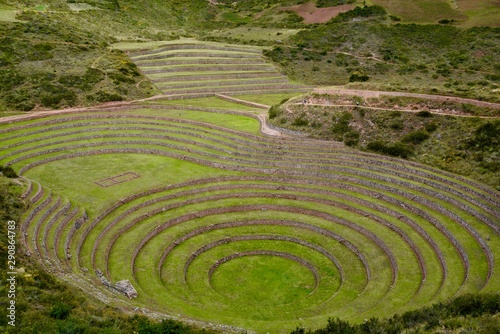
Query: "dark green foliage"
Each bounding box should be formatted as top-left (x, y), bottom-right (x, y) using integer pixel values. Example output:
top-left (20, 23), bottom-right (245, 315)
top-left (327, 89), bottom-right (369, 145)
top-left (438, 19), bottom-right (455, 25)
top-left (264, 11), bottom-right (500, 102)
top-left (322, 317), bottom-right (357, 334)
top-left (93, 91), bottom-right (124, 102)
top-left (269, 105), bottom-right (280, 119)
top-left (0, 68), bottom-right (24, 91)
top-left (292, 294), bottom-right (500, 333)
top-left (292, 113), bottom-right (309, 126)
top-left (331, 111), bottom-right (353, 138)
top-left (332, 5), bottom-right (387, 23)
top-left (138, 318), bottom-right (193, 334)
top-left (366, 140), bottom-right (412, 158)
top-left (26, 43), bottom-right (54, 61)
top-left (388, 119), bottom-right (403, 130)
top-left (1, 166), bottom-right (18, 178)
top-left (343, 130), bottom-right (360, 146)
top-left (50, 303), bottom-right (72, 320)
top-left (349, 73), bottom-right (369, 82)
top-left (316, 0), bottom-right (355, 8)
top-left (401, 130), bottom-right (430, 144)
top-left (0, 13), bottom-right (153, 111)
top-left (425, 121), bottom-right (438, 132)
top-left (0, 177), bottom-right (25, 223)
top-left (40, 87), bottom-right (77, 108)
top-left (58, 68), bottom-right (105, 91)
top-left (416, 110), bottom-right (432, 117)
top-left (468, 120), bottom-right (500, 148)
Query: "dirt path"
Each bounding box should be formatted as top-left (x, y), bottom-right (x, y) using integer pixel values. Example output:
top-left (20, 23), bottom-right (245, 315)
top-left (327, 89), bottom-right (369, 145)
top-left (297, 103), bottom-right (500, 118)
top-left (0, 100), bottom-right (136, 124)
top-left (313, 87), bottom-right (500, 109)
top-left (2, 88), bottom-right (498, 129)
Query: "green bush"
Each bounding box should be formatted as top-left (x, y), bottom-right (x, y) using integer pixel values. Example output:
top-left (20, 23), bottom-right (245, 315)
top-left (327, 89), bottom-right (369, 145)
top-left (316, 0), bottom-right (355, 8)
top-left (292, 113), bottom-right (309, 126)
top-left (401, 130), bottom-right (429, 144)
top-left (50, 303), bottom-right (72, 320)
top-left (268, 105), bottom-right (281, 119)
top-left (366, 140), bottom-right (412, 158)
top-left (388, 119), bottom-right (403, 130)
top-left (468, 120), bottom-right (500, 148)
top-left (1, 166), bottom-right (18, 178)
top-left (425, 121), bottom-right (438, 132)
top-left (349, 73), bottom-right (369, 82)
top-left (333, 5), bottom-right (387, 22)
top-left (93, 91), bottom-right (123, 102)
top-left (416, 110), bottom-right (432, 117)
top-left (343, 130), bottom-right (360, 146)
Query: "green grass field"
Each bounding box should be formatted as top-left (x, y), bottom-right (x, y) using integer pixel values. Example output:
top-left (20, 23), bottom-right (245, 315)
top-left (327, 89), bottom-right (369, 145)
top-left (2, 95), bottom-right (498, 333)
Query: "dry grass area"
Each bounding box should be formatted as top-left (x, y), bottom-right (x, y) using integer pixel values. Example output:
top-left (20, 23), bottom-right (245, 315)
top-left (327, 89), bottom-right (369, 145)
top-left (278, 2), bottom-right (354, 23)
top-left (456, 0), bottom-right (500, 26)
top-left (370, 0), bottom-right (466, 22)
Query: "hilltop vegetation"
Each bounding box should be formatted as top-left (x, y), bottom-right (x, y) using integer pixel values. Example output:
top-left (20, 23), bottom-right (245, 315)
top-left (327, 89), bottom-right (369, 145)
top-left (264, 6), bottom-right (500, 102)
top-left (1, 1), bottom-right (499, 111)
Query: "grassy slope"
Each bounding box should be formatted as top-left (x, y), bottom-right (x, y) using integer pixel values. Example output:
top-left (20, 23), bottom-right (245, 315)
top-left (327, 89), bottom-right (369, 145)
top-left (270, 94), bottom-right (500, 189)
top-left (0, 174), bottom-right (217, 333)
top-left (263, 7), bottom-right (500, 102)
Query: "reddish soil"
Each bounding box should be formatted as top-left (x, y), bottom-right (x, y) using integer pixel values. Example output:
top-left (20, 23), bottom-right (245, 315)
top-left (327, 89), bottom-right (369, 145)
top-left (279, 2), bottom-right (355, 24)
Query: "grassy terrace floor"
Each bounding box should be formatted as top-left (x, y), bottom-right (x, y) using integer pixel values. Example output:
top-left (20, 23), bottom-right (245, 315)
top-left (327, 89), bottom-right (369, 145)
top-left (1, 97), bottom-right (498, 333)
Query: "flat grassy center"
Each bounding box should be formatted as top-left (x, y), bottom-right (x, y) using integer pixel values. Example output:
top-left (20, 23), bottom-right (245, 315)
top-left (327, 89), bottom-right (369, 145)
top-left (211, 255), bottom-right (316, 306)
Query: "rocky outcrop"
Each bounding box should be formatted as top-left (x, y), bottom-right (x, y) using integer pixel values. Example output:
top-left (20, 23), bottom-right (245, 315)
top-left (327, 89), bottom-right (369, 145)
top-left (95, 269), bottom-right (138, 299)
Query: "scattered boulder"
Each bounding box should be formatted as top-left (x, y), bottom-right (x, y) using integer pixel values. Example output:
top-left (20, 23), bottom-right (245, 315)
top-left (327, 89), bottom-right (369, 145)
top-left (115, 280), bottom-right (138, 299)
top-left (95, 269), bottom-right (138, 299)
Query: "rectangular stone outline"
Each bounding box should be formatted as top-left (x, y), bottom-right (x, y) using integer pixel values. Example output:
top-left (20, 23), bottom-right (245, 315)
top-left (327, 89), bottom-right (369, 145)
top-left (95, 172), bottom-right (140, 188)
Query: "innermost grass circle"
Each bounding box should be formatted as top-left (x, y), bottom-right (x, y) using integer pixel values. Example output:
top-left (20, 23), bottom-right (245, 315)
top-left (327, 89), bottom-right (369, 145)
top-left (210, 255), bottom-right (316, 306)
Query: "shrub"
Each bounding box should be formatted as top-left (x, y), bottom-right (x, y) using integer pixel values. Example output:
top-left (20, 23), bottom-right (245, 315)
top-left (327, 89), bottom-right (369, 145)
top-left (401, 130), bottom-right (429, 144)
top-left (2, 166), bottom-right (18, 178)
top-left (425, 121), bottom-right (438, 132)
top-left (343, 130), bottom-right (360, 146)
top-left (467, 120), bottom-right (500, 148)
top-left (438, 19), bottom-right (455, 24)
top-left (94, 91), bottom-right (123, 102)
top-left (333, 5), bottom-right (387, 22)
top-left (268, 105), bottom-right (280, 119)
top-left (349, 73), bottom-right (369, 82)
top-left (366, 140), bottom-right (412, 158)
top-left (292, 113), bottom-right (309, 126)
top-left (416, 110), bottom-right (432, 117)
top-left (389, 119), bottom-right (403, 130)
top-left (50, 302), bottom-right (72, 320)
top-left (316, 0), bottom-right (355, 8)
top-left (331, 111), bottom-right (353, 137)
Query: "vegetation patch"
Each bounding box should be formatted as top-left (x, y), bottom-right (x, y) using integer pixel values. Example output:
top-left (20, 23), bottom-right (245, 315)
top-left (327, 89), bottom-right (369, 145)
top-left (263, 7), bottom-right (500, 102)
top-left (270, 93), bottom-right (500, 188)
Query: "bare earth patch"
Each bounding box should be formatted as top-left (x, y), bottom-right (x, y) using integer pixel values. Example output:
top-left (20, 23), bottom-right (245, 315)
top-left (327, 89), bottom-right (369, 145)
top-left (279, 2), bottom-right (354, 24)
